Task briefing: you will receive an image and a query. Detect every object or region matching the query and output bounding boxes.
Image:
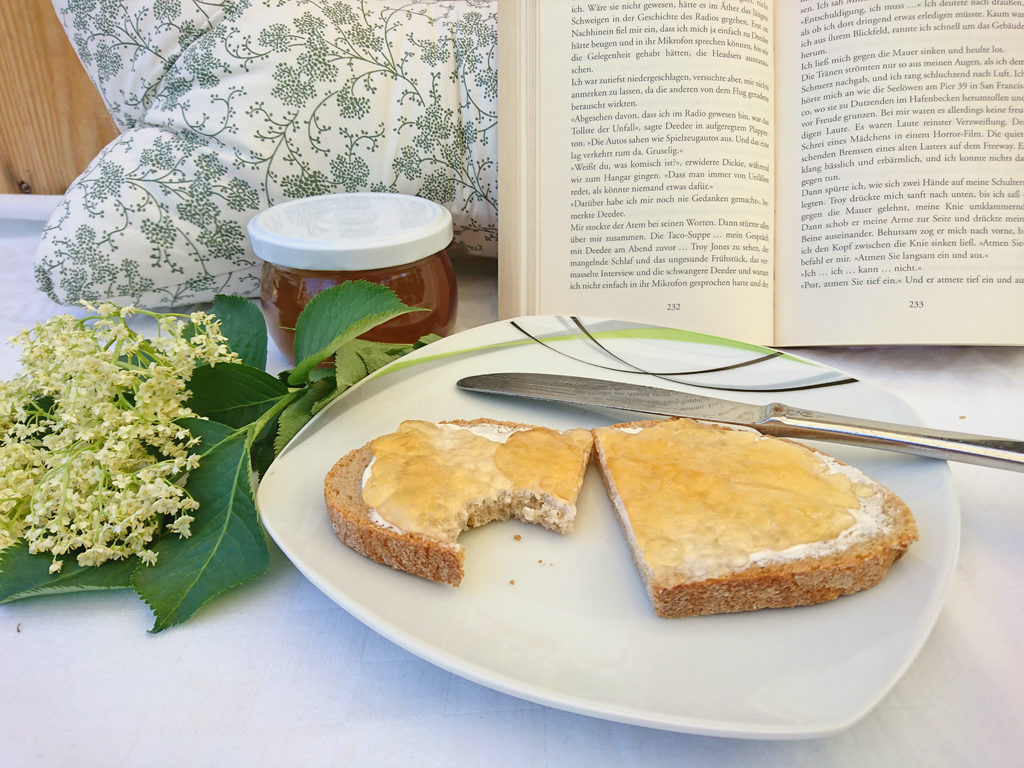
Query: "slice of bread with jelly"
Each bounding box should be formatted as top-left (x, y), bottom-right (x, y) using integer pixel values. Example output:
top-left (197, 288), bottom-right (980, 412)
top-left (591, 418), bottom-right (918, 617)
top-left (324, 419), bottom-right (594, 586)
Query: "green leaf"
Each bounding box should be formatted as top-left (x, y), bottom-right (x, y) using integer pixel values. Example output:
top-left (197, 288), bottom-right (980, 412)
top-left (0, 540), bottom-right (137, 605)
top-left (250, 417), bottom-right (280, 480)
top-left (249, 393), bottom-right (288, 478)
top-left (311, 385), bottom-right (344, 416)
top-left (353, 338), bottom-right (416, 375)
top-left (334, 341), bottom-right (368, 389)
top-left (186, 363), bottom-right (290, 428)
top-left (212, 294), bottom-right (268, 370)
top-left (307, 365), bottom-right (336, 383)
top-left (132, 422), bottom-right (268, 632)
top-left (273, 377), bottom-right (336, 454)
top-left (288, 281), bottom-right (425, 386)
top-left (178, 416), bottom-right (237, 454)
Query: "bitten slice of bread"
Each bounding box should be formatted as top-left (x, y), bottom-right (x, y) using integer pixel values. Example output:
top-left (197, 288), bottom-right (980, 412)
top-left (324, 419), bottom-right (594, 586)
top-left (591, 418), bottom-right (918, 617)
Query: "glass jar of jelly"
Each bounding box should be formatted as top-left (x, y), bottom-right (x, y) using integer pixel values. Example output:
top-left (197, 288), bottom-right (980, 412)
top-left (248, 192), bottom-right (457, 361)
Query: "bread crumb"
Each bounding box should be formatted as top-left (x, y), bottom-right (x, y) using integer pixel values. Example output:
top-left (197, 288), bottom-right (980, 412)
top-left (509, 579), bottom-right (516, 585)
top-left (513, 534), bottom-right (521, 541)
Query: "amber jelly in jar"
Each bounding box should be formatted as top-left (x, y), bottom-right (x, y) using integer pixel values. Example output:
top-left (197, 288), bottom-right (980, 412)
top-left (248, 193), bottom-right (457, 361)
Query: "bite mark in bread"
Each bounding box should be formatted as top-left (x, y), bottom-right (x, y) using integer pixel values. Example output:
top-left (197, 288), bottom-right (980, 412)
top-left (324, 419), bottom-right (594, 586)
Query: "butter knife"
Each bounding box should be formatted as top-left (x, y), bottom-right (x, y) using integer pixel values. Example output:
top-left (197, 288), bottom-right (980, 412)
top-left (457, 372), bottom-right (1024, 471)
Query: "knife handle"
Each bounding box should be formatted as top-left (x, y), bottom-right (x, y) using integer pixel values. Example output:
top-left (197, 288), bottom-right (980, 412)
top-left (759, 404), bottom-right (1024, 472)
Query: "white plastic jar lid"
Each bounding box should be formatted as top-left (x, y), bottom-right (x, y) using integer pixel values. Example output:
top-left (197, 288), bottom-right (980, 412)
top-left (247, 192), bottom-right (453, 270)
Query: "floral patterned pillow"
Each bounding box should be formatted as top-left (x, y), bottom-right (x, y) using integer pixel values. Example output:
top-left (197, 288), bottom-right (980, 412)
top-left (36, 0), bottom-right (497, 308)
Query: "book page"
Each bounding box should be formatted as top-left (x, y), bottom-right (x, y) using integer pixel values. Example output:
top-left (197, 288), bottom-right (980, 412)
top-left (501, 0), bottom-right (777, 344)
top-left (776, 0), bottom-right (1024, 345)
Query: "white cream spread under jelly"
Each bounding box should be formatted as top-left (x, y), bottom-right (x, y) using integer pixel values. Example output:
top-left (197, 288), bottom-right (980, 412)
top-left (361, 420), bottom-right (592, 542)
top-left (593, 419), bottom-right (891, 582)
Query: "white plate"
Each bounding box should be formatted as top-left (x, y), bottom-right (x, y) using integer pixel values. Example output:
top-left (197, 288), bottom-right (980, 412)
top-left (257, 316), bottom-right (959, 739)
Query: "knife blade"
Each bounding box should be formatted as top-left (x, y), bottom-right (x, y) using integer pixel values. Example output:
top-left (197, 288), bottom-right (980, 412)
top-left (456, 372), bottom-right (1024, 471)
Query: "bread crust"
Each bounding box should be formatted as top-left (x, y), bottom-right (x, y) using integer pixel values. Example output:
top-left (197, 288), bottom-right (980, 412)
top-left (593, 418), bottom-right (919, 617)
top-left (323, 419), bottom-right (592, 586)
top-left (325, 441), bottom-right (466, 585)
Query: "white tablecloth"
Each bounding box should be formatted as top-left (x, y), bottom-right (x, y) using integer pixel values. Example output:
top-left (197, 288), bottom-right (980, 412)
top-left (2, 197), bottom-right (1022, 767)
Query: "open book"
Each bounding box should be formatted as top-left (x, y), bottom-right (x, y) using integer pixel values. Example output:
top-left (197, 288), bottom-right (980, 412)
top-left (497, 0), bottom-right (1024, 345)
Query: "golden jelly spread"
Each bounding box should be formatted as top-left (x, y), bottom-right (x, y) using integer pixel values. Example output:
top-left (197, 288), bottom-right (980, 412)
top-left (593, 419), bottom-right (880, 581)
top-left (362, 421), bottom-right (591, 541)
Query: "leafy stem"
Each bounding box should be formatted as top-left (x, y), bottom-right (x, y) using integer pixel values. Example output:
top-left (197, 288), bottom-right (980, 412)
top-left (0, 281), bottom-right (433, 631)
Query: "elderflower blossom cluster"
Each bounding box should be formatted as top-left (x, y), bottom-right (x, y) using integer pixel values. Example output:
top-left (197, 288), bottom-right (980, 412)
top-left (0, 303), bottom-right (238, 572)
